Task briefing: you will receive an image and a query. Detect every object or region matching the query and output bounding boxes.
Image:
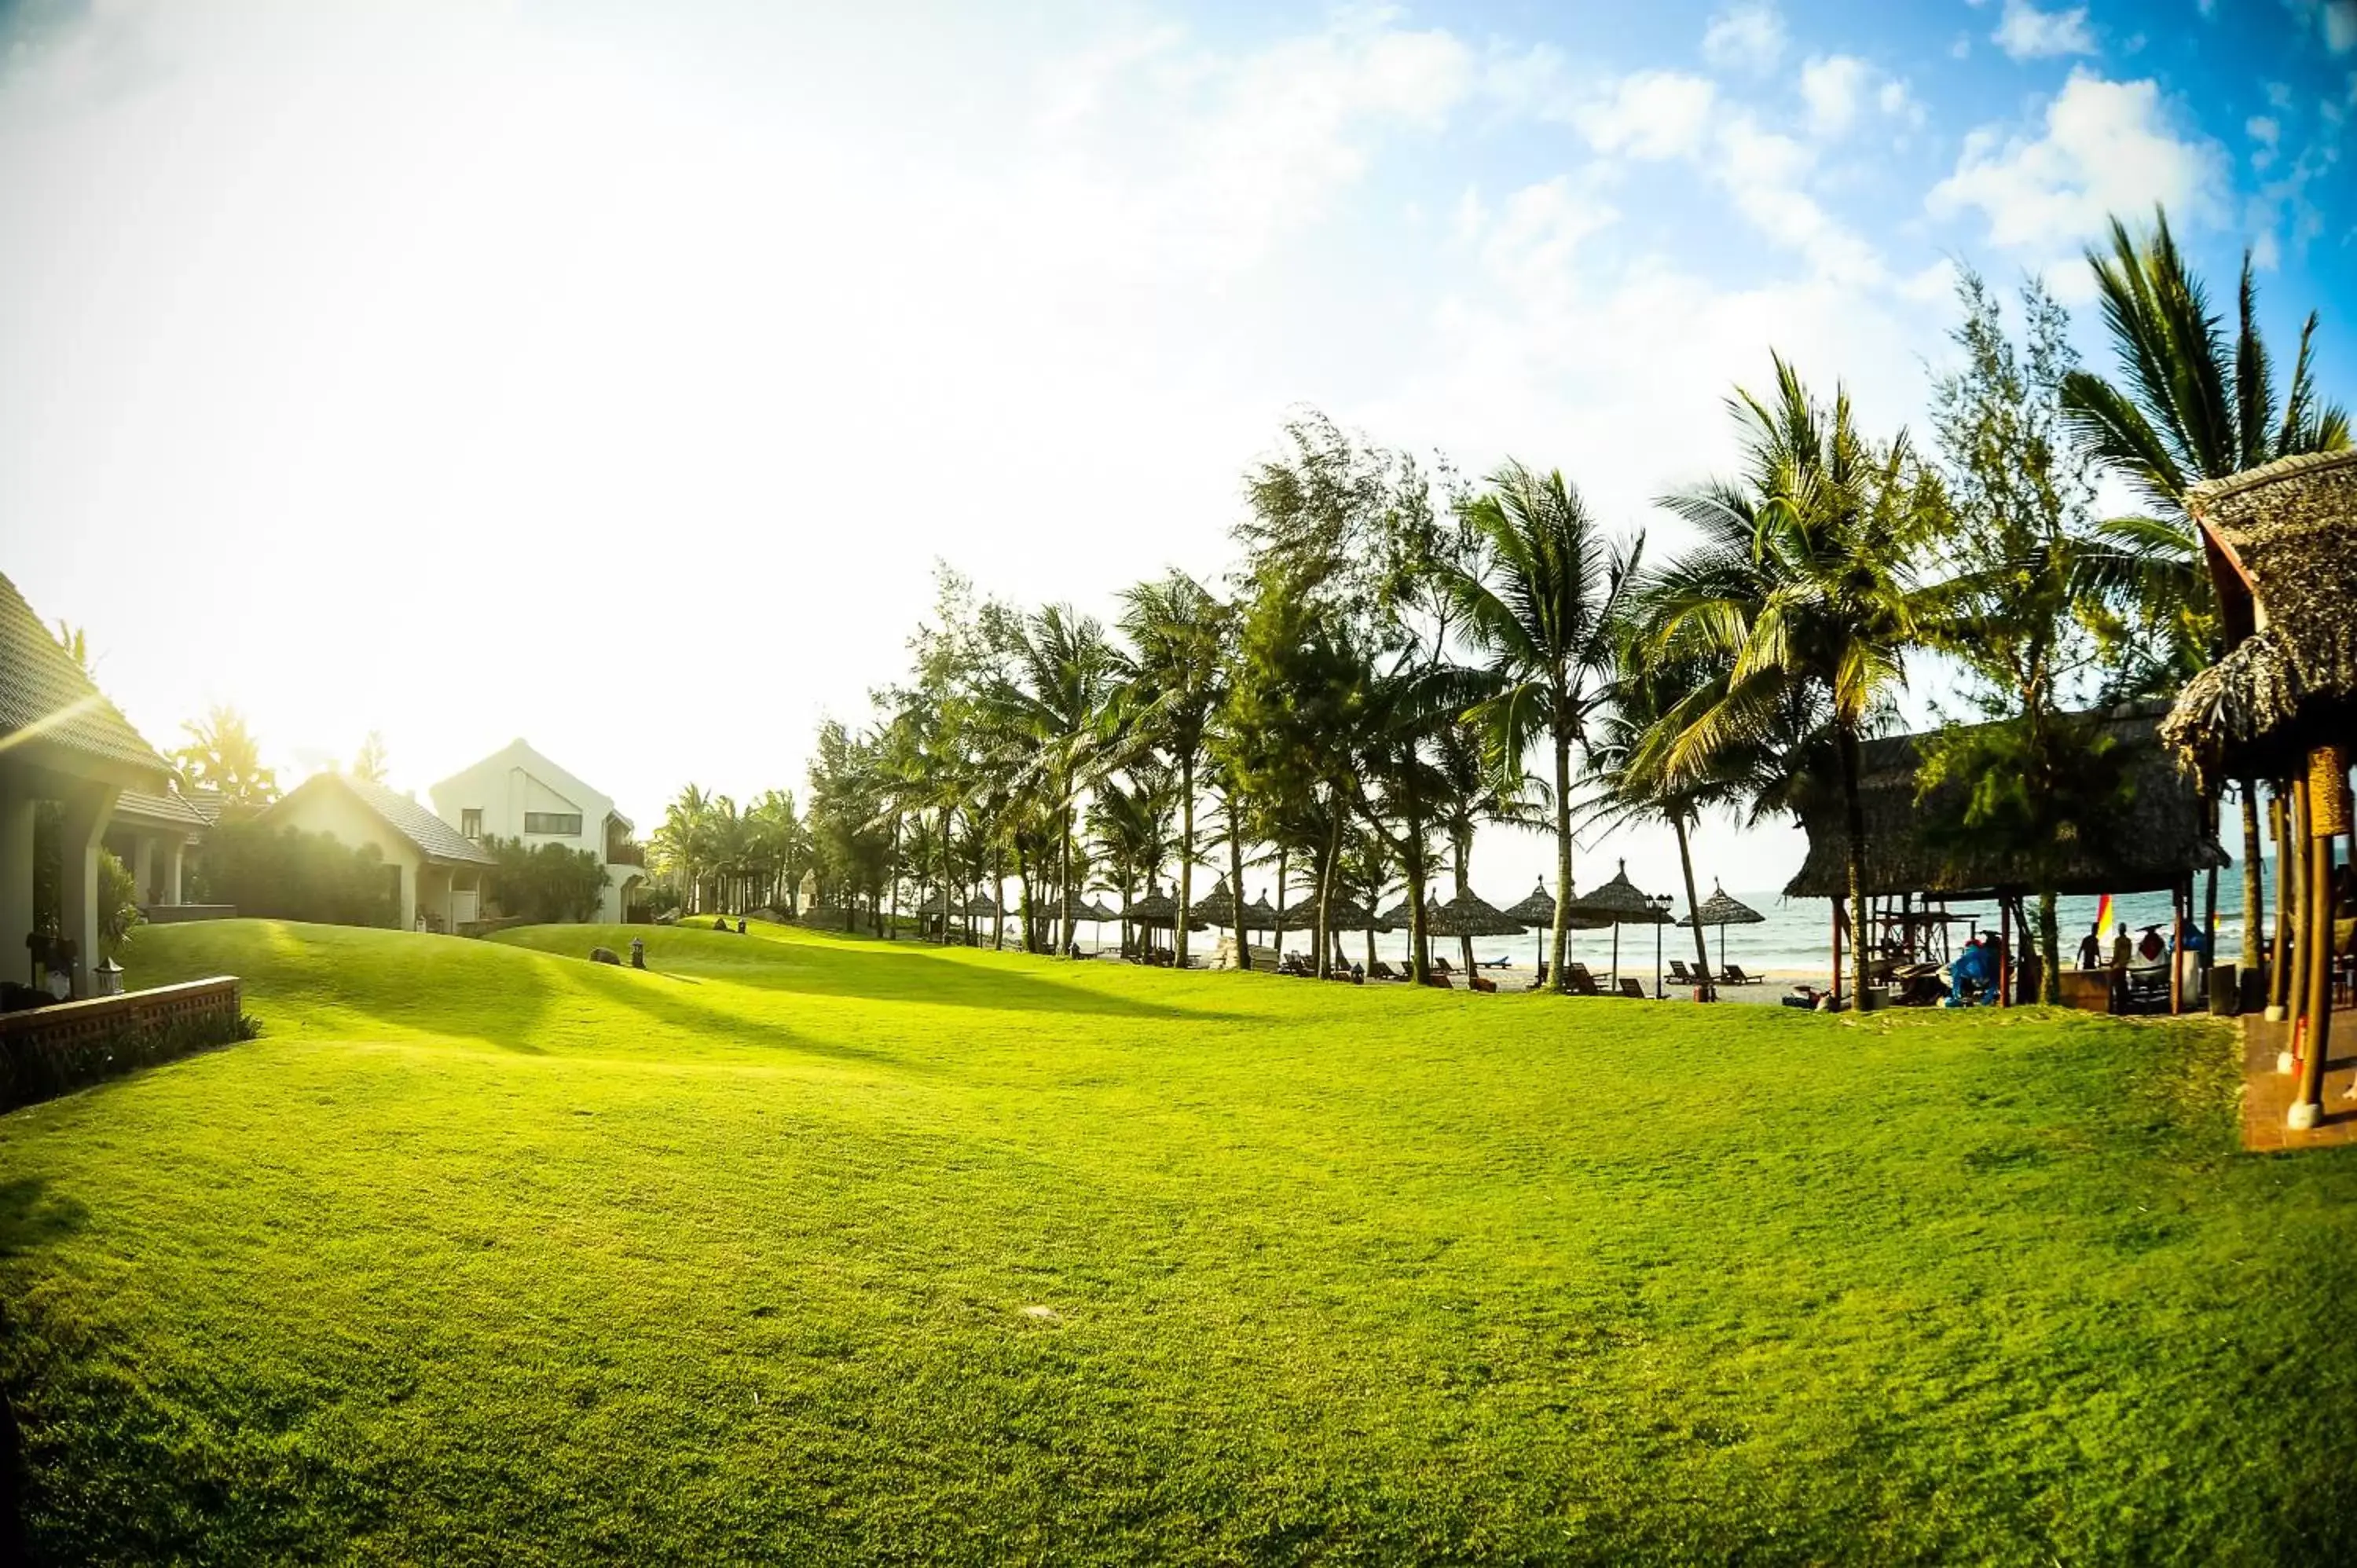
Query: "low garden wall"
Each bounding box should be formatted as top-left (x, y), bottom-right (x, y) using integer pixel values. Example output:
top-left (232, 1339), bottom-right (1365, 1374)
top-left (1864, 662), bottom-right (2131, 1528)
top-left (141, 904), bottom-right (238, 925)
top-left (0, 977), bottom-right (251, 1113)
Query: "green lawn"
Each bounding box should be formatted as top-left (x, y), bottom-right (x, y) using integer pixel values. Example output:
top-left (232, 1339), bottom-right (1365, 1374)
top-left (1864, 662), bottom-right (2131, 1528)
top-left (2, 918), bottom-right (2353, 1564)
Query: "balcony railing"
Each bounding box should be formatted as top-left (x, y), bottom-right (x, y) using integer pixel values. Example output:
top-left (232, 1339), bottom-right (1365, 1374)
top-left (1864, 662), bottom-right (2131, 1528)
top-left (607, 841), bottom-right (646, 867)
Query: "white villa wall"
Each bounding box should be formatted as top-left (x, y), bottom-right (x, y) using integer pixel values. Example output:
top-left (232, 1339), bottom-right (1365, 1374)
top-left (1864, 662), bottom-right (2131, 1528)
top-left (268, 781), bottom-right (426, 930)
top-left (430, 741), bottom-right (639, 923)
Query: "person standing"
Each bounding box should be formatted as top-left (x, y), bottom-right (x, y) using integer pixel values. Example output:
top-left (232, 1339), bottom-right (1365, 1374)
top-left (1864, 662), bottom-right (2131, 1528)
top-left (2110, 921), bottom-right (2133, 1010)
top-left (2077, 922), bottom-right (2102, 970)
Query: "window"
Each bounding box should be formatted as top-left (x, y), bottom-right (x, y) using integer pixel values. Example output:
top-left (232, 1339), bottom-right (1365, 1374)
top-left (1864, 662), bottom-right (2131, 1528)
top-left (460, 808), bottom-right (483, 839)
top-left (523, 811), bottom-right (583, 836)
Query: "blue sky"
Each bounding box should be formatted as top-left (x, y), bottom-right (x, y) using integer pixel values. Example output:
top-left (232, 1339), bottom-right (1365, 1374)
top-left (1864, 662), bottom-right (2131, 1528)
top-left (0, 0), bottom-right (2350, 899)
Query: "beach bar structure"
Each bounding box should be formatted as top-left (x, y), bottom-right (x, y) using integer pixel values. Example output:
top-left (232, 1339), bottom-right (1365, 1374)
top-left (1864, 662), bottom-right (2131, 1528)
top-left (1785, 699), bottom-right (2228, 1010)
top-left (2159, 450), bottom-right (2357, 1130)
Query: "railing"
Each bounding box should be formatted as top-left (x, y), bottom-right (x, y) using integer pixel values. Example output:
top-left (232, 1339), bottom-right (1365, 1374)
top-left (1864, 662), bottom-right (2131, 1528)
top-left (607, 842), bottom-right (645, 867)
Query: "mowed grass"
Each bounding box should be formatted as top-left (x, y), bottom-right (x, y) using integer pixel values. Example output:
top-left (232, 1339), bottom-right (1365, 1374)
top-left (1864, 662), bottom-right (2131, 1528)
top-left (2, 920), bottom-right (2355, 1564)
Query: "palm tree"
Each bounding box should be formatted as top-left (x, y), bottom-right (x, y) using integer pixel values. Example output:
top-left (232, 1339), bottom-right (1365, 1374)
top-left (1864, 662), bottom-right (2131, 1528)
top-left (2062, 207), bottom-right (2349, 528)
top-left (1116, 573), bottom-right (1230, 968)
top-left (1585, 629), bottom-right (1734, 998)
top-left (1089, 763), bottom-right (1177, 951)
top-left (2060, 206), bottom-right (2352, 978)
top-left (988, 605), bottom-right (1118, 957)
top-left (1440, 462), bottom-right (1642, 993)
top-left (1655, 355), bottom-right (1922, 1006)
top-left (174, 705), bottom-right (280, 811)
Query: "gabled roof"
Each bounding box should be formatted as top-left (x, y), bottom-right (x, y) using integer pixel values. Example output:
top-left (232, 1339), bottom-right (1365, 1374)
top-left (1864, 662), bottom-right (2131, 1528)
top-left (432, 738), bottom-right (621, 825)
top-left (0, 573), bottom-right (170, 789)
top-left (113, 789), bottom-right (211, 833)
top-left (266, 772), bottom-right (497, 866)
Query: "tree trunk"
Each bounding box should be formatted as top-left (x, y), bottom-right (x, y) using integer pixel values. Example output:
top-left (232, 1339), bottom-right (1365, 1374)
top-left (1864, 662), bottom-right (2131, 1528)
top-left (1058, 794), bottom-right (1075, 958)
top-left (1837, 722), bottom-right (1871, 1008)
top-left (1226, 789), bottom-right (1248, 973)
top-left (1275, 848), bottom-right (1288, 965)
top-left (1403, 793), bottom-right (1430, 984)
top-left (1452, 833), bottom-right (1476, 980)
top-left (1177, 753), bottom-right (1196, 968)
top-left (1014, 843), bottom-right (1032, 953)
top-left (992, 842), bottom-right (1006, 952)
top-left (2036, 888), bottom-right (2059, 1004)
top-left (1315, 807), bottom-right (1342, 979)
top-left (1673, 815), bottom-right (1712, 1001)
top-left (1549, 731), bottom-right (1574, 993)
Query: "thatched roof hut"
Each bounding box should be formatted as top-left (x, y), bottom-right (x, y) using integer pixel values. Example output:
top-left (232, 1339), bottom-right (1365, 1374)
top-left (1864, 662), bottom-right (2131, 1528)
top-left (2161, 449), bottom-right (2357, 782)
top-left (1565, 861), bottom-right (1669, 924)
top-left (1425, 892), bottom-right (1527, 939)
top-left (1785, 700), bottom-right (2227, 899)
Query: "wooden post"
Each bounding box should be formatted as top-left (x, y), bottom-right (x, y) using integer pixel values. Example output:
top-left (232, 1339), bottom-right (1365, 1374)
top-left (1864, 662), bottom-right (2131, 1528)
top-left (2169, 880), bottom-right (2187, 1016)
top-left (2292, 746), bottom-right (2348, 1128)
top-left (2287, 775), bottom-right (2314, 1072)
top-left (1831, 902), bottom-right (1844, 1006)
top-left (1998, 897), bottom-right (2012, 1009)
top-left (2269, 789), bottom-right (2296, 1020)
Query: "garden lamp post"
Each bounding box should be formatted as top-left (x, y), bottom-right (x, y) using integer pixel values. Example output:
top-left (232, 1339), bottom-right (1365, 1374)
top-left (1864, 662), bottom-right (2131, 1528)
top-left (1651, 893), bottom-right (1673, 998)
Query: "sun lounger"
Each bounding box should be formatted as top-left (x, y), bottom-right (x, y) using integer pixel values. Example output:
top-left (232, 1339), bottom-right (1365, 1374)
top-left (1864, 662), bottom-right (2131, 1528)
top-left (1617, 978), bottom-right (1648, 1001)
top-left (1668, 960), bottom-right (1695, 984)
top-left (1720, 964), bottom-right (1763, 986)
top-left (1468, 974), bottom-right (1497, 993)
top-left (1422, 972), bottom-right (1454, 989)
top-left (1369, 960), bottom-right (1401, 981)
top-left (1567, 969), bottom-right (1602, 998)
top-left (1431, 955), bottom-right (1453, 973)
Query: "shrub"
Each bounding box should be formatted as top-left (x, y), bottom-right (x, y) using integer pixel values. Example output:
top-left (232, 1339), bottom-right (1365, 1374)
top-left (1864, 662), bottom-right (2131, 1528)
top-left (0, 1007), bottom-right (260, 1114)
top-left (190, 822), bottom-right (400, 927)
top-left (482, 837), bottom-right (607, 924)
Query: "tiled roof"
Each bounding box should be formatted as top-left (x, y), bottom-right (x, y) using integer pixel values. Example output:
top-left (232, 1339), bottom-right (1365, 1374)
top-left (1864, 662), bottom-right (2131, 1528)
top-left (270, 773), bottom-right (497, 866)
top-left (114, 789), bottom-right (211, 830)
top-left (0, 573), bottom-right (170, 785)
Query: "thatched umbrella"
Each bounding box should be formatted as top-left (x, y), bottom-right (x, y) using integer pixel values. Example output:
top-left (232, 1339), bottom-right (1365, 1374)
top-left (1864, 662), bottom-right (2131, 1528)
top-left (1120, 888), bottom-right (1207, 959)
top-left (1281, 894), bottom-right (1372, 929)
top-left (1192, 876), bottom-right (1240, 929)
top-left (1501, 877), bottom-right (1610, 972)
top-left (1564, 859), bottom-right (1670, 991)
top-left (1426, 891), bottom-right (1527, 980)
top-left (1241, 894), bottom-right (1281, 940)
top-left (1679, 880), bottom-right (1764, 980)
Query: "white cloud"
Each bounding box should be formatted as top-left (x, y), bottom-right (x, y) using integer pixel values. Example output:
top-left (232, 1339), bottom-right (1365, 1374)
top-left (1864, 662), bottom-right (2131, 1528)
top-left (1799, 54), bottom-right (1871, 137)
top-left (1926, 71), bottom-right (2226, 249)
top-left (2329, 1), bottom-right (2357, 53)
top-left (1992, 0), bottom-right (2098, 60)
top-left (2247, 113), bottom-right (2281, 170)
top-left (1574, 69), bottom-right (1717, 159)
top-left (1797, 54), bottom-right (1922, 138)
top-left (1701, 2), bottom-right (1786, 75)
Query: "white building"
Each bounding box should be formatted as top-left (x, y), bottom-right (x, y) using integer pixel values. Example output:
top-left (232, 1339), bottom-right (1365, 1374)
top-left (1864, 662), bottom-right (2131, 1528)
top-left (428, 740), bottom-right (643, 923)
top-left (258, 772), bottom-right (497, 934)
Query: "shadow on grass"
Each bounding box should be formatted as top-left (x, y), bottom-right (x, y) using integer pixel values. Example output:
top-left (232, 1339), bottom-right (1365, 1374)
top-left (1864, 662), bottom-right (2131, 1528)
top-left (603, 929), bottom-right (1245, 1023)
top-left (581, 968), bottom-right (932, 1073)
top-left (0, 1177), bottom-right (86, 1259)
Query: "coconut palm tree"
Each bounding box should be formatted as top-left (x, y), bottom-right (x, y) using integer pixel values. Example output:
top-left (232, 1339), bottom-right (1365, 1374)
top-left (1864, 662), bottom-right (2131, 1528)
top-left (2062, 207), bottom-right (2349, 527)
top-left (988, 604), bottom-right (1118, 957)
top-left (174, 705), bottom-right (280, 811)
top-left (1439, 462), bottom-right (1643, 993)
top-left (1116, 573), bottom-right (1230, 968)
top-left (1584, 628), bottom-right (1736, 998)
top-left (2061, 207), bottom-right (2352, 980)
top-left (1654, 355), bottom-right (1923, 1006)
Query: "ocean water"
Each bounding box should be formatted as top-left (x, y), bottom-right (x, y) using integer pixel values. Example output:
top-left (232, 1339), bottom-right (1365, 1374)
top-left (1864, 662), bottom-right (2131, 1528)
top-left (1142, 861), bottom-right (2286, 979)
